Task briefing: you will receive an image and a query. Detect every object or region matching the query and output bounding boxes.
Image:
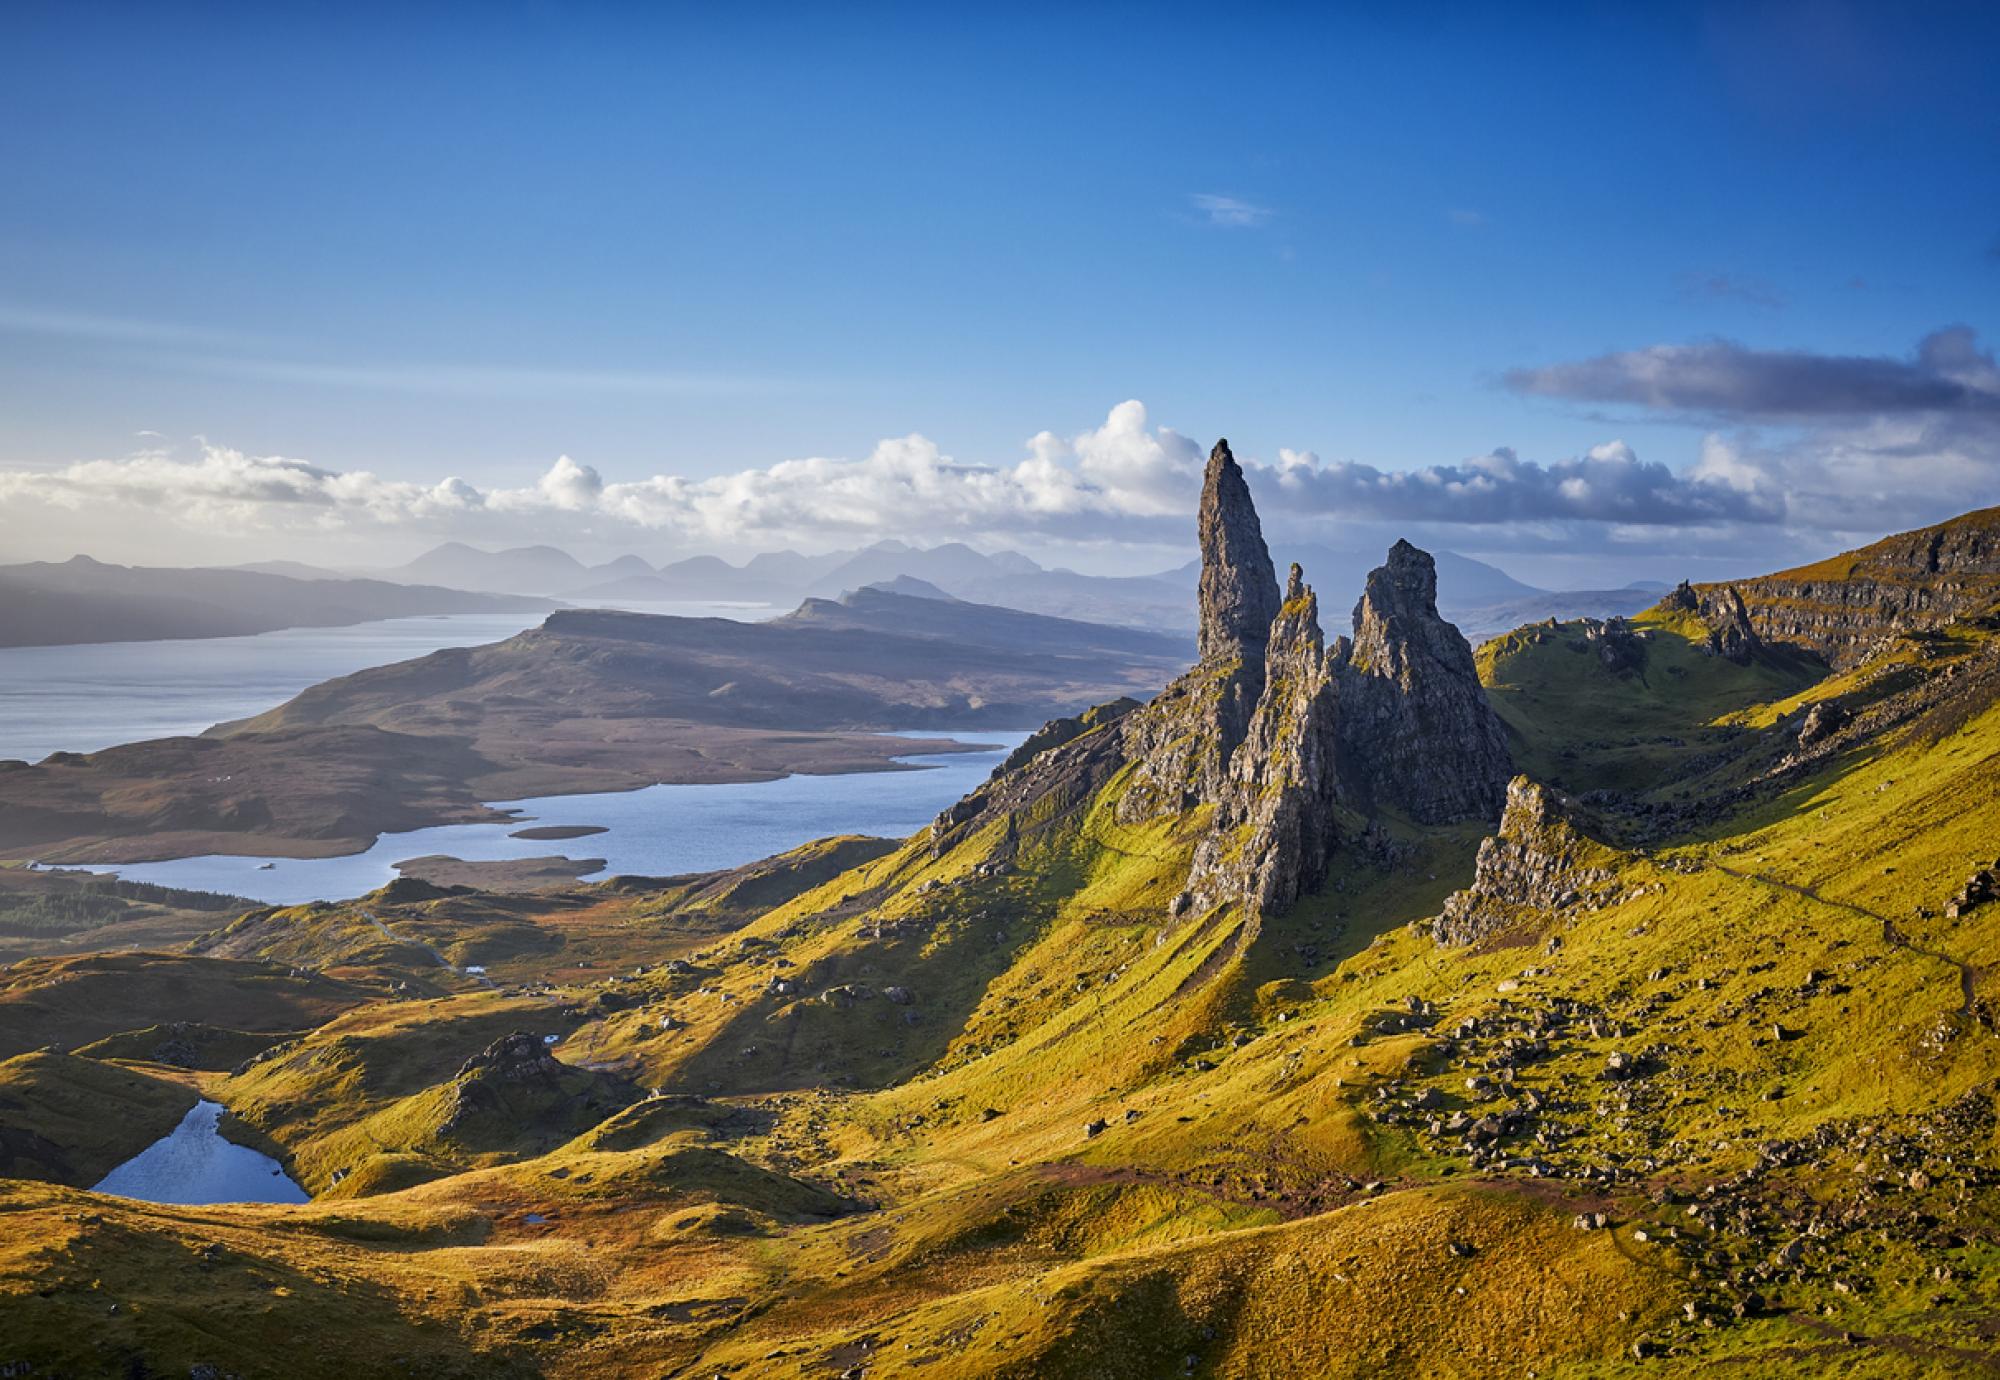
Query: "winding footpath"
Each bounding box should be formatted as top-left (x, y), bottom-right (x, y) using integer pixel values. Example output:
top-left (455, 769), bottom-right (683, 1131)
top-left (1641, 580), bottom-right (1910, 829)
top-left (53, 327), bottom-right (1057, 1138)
top-left (1713, 865), bottom-right (1978, 1019)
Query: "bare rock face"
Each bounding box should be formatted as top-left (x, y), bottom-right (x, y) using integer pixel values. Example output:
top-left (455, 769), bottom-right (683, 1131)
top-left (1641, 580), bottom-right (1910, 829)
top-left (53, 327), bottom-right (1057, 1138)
top-left (1698, 586), bottom-right (1763, 664)
top-left (932, 696), bottom-right (1134, 855)
top-left (1334, 540), bottom-right (1511, 825)
top-left (1187, 565), bottom-right (1344, 916)
top-left (1196, 439), bottom-right (1281, 671)
top-left (1434, 777), bottom-right (1616, 945)
top-left (935, 435), bottom-right (1512, 928)
top-left (1118, 440), bottom-right (1281, 820)
top-left (1688, 507), bottom-right (2000, 668)
top-left (990, 698), bottom-right (1139, 779)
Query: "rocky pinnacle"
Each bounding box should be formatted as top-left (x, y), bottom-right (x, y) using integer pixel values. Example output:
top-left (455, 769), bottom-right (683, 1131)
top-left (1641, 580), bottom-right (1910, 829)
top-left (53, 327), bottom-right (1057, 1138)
top-left (1196, 439), bottom-right (1280, 670)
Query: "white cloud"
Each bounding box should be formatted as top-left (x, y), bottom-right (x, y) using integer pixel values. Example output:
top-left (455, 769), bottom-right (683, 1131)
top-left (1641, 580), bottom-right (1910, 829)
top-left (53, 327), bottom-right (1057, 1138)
top-left (0, 402), bottom-right (1203, 557)
top-left (1189, 194), bottom-right (1274, 229)
top-left (4, 375), bottom-right (1992, 575)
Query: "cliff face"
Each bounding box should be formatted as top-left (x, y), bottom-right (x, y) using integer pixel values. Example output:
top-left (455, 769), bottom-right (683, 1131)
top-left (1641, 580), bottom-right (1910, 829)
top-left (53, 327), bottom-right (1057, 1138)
top-left (1703, 506), bottom-right (2000, 668)
top-left (1119, 440), bottom-right (1282, 821)
top-left (1333, 540), bottom-right (1513, 825)
top-left (1186, 565), bottom-right (1344, 916)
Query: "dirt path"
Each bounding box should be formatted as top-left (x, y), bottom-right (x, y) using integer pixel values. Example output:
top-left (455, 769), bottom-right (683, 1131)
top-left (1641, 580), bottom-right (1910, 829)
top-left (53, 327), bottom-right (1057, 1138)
top-left (361, 911), bottom-right (499, 990)
top-left (1714, 866), bottom-right (1976, 1017)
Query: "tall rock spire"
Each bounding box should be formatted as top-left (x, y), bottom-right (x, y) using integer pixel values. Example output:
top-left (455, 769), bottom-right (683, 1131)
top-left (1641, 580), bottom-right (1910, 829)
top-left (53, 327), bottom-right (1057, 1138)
top-left (1334, 540), bottom-right (1511, 825)
top-left (1196, 440), bottom-right (1280, 670)
top-left (1114, 440), bottom-right (1282, 822)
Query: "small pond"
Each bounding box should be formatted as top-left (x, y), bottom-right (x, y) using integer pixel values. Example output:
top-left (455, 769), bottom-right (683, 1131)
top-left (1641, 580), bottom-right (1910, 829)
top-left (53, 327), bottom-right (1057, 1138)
top-left (91, 1100), bottom-right (309, 1206)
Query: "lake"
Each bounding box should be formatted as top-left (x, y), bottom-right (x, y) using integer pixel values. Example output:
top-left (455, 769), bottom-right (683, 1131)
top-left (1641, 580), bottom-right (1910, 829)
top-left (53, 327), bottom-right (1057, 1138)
top-left (0, 599), bottom-right (779, 763)
top-left (91, 1100), bottom-right (309, 1206)
top-left (67, 733), bottom-right (1030, 906)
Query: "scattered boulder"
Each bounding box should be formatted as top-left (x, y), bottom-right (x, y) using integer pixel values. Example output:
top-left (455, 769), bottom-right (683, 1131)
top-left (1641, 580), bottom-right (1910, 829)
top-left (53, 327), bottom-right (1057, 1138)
top-left (1797, 700), bottom-right (1850, 746)
top-left (1945, 865), bottom-right (1997, 919)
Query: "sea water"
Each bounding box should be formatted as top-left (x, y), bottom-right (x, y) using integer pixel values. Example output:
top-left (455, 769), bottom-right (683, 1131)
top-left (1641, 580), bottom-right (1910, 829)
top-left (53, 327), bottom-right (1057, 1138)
top-left (64, 733), bottom-right (1030, 906)
top-left (0, 599), bottom-right (779, 763)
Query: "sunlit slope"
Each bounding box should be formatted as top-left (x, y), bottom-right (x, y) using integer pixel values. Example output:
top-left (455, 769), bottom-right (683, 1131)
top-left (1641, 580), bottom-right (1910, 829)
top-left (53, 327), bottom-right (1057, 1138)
top-left (3, 565), bottom-right (2000, 1374)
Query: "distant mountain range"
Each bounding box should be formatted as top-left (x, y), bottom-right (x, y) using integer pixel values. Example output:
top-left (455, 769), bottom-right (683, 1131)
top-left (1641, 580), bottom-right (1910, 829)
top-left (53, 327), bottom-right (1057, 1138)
top-left (16, 537), bottom-right (1674, 652)
top-left (0, 557), bottom-right (556, 650)
top-left (284, 538), bottom-right (1659, 641)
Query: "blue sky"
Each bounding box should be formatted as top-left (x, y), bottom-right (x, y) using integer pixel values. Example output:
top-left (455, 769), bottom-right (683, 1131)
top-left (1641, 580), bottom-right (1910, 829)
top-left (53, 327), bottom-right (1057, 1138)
top-left (1, 2), bottom-right (1996, 584)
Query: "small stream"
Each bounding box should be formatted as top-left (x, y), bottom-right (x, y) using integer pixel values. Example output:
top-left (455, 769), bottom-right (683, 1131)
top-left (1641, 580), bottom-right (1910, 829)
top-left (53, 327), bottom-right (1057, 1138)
top-left (91, 1100), bottom-right (308, 1206)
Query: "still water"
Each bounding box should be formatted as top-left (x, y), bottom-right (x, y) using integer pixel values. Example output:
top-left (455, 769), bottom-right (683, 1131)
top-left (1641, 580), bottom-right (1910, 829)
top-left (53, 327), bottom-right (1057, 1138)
top-left (91, 1100), bottom-right (309, 1206)
top-left (0, 600), bottom-right (779, 762)
top-left (68, 734), bottom-right (1030, 906)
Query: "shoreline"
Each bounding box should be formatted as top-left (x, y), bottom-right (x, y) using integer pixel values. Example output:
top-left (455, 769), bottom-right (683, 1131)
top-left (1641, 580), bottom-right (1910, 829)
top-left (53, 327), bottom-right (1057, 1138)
top-left (14, 729), bottom-right (1010, 868)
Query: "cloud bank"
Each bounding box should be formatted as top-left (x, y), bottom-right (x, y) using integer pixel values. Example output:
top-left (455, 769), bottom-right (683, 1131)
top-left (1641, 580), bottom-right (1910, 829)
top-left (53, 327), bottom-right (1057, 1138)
top-left (3, 327), bottom-right (1994, 577)
top-left (1506, 326), bottom-right (2000, 536)
top-left (1506, 326), bottom-right (2000, 419)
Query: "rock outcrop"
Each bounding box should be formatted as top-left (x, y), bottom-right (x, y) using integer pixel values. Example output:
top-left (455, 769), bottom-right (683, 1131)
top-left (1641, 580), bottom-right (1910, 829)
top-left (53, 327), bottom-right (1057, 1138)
top-left (1796, 699), bottom-right (1849, 747)
top-left (932, 697), bottom-right (1133, 858)
top-left (1433, 777), bottom-right (1617, 945)
top-left (1196, 440), bottom-right (1282, 673)
top-left (437, 1031), bottom-right (633, 1149)
top-left (454, 1030), bottom-right (567, 1084)
top-left (1696, 505), bottom-right (2000, 668)
top-left (1699, 586), bottom-right (1763, 664)
top-left (1119, 440), bottom-right (1282, 820)
top-left (1187, 565), bottom-right (1344, 915)
top-left (989, 698), bottom-right (1139, 779)
top-left (935, 434), bottom-right (1512, 927)
top-left (1334, 541), bottom-right (1512, 825)
top-left (1665, 579), bottom-right (1765, 663)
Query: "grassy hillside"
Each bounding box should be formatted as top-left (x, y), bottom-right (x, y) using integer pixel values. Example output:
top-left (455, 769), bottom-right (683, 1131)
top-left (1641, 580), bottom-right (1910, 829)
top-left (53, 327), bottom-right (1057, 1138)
top-left (2, 530), bottom-right (1999, 1375)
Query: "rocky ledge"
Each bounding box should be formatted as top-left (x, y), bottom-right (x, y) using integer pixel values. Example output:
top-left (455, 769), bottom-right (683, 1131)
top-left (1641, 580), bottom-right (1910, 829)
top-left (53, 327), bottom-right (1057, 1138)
top-left (1432, 777), bottom-right (1620, 946)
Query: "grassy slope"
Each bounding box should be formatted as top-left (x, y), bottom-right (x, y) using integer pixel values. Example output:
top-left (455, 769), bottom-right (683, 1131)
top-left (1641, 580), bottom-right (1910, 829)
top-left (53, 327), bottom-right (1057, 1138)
top-left (0, 1051), bottom-right (197, 1186)
top-left (2, 602), bottom-right (1999, 1374)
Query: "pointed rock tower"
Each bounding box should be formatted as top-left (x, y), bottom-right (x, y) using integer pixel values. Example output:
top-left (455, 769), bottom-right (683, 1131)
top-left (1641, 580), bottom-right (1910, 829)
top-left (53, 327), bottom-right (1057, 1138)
top-left (1330, 539), bottom-right (1511, 825)
top-left (1196, 440), bottom-right (1282, 674)
top-left (1117, 440), bottom-right (1282, 820)
top-left (943, 431), bottom-right (1510, 928)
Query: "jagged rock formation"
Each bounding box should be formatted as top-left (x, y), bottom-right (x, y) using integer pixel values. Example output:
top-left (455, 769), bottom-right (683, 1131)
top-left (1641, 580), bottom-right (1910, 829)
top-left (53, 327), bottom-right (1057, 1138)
top-left (1696, 506), bottom-right (2000, 668)
top-left (945, 437), bottom-right (1511, 923)
top-left (1186, 565), bottom-right (1344, 915)
top-left (1703, 587), bottom-right (1762, 664)
top-left (1433, 777), bottom-right (1617, 945)
top-left (1665, 579), bottom-right (1763, 664)
top-left (989, 698), bottom-right (1138, 779)
top-left (1196, 440), bottom-right (1282, 673)
top-left (1118, 441), bottom-right (1283, 821)
top-left (1334, 541), bottom-right (1512, 824)
top-left (931, 702), bottom-right (1133, 859)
